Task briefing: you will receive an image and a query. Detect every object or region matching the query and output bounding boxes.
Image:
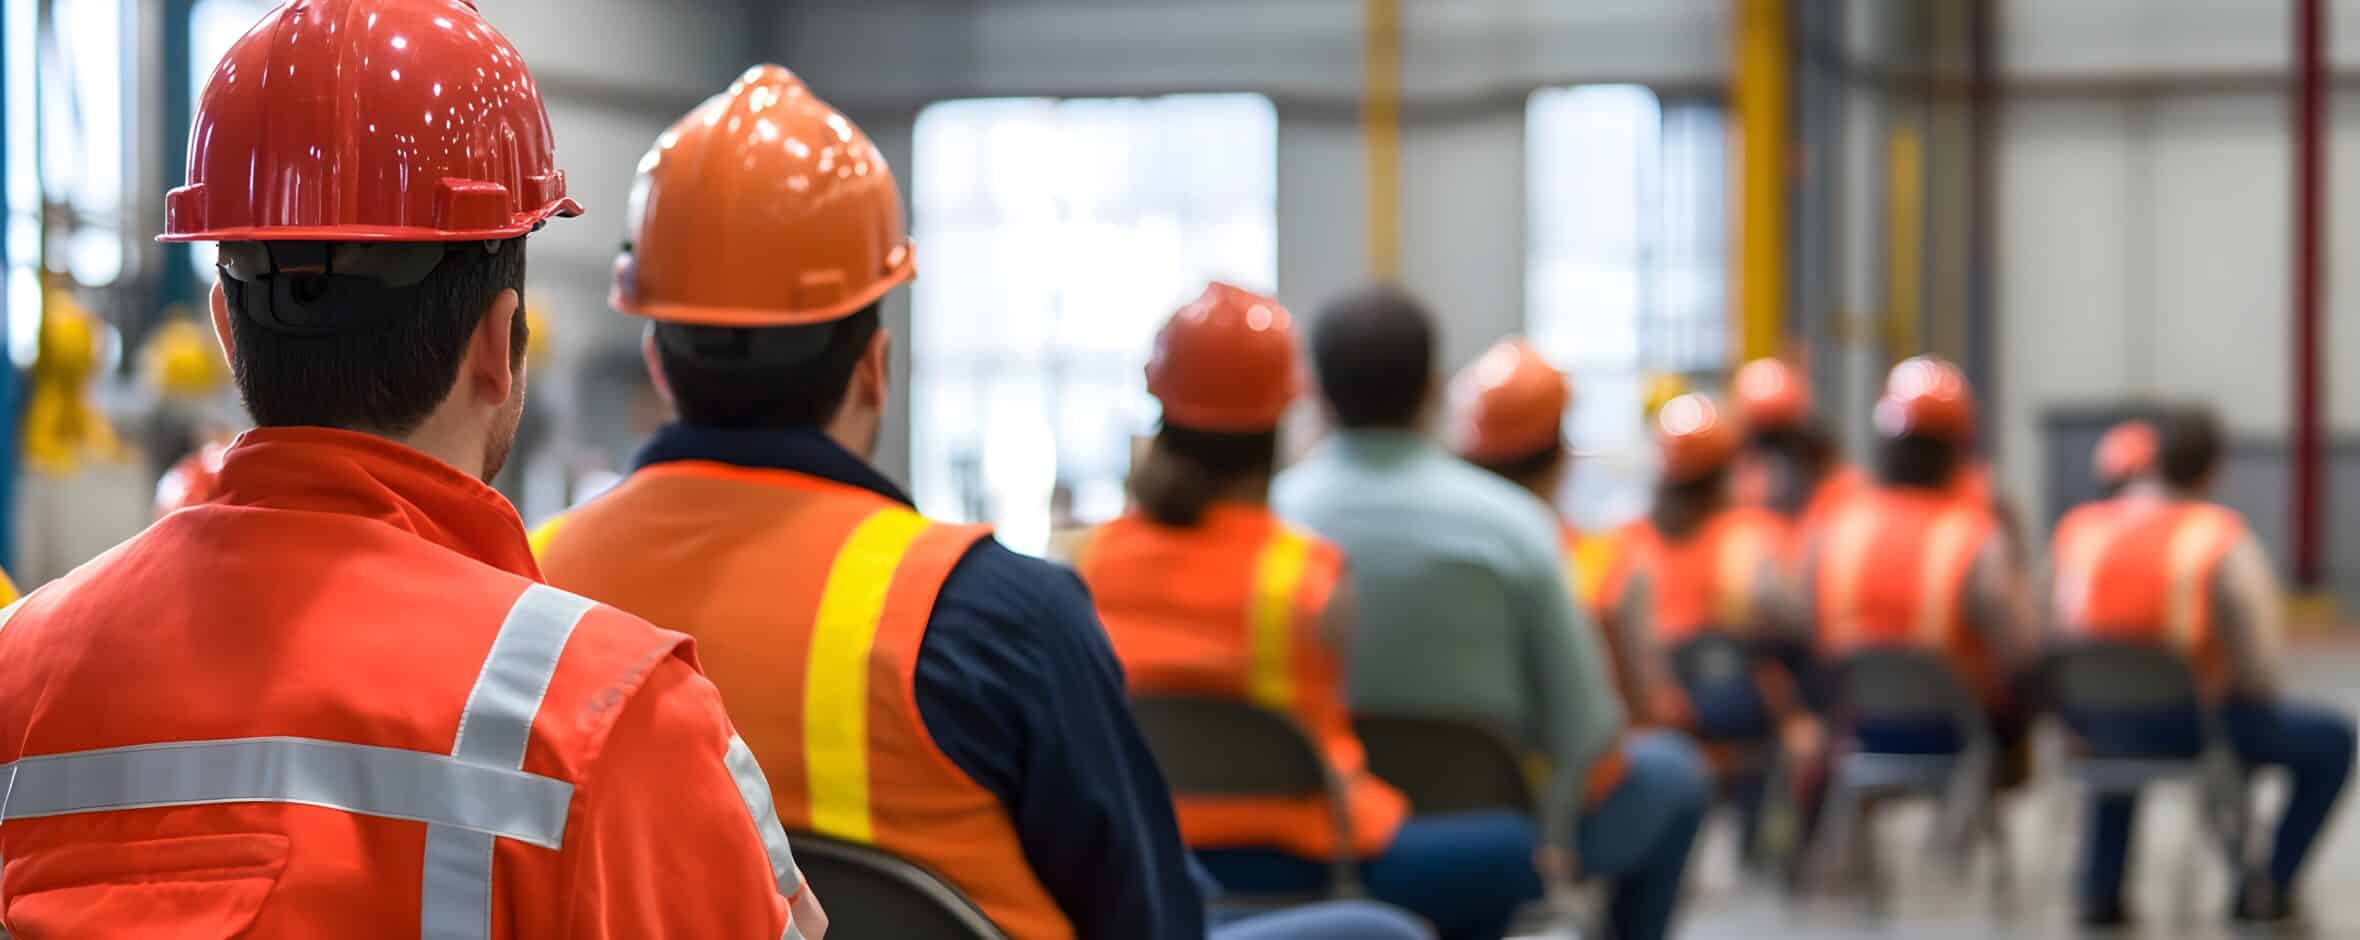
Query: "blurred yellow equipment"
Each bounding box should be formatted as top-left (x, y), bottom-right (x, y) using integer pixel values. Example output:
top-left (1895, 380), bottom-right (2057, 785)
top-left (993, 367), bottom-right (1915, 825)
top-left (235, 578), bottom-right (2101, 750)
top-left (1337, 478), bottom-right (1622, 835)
top-left (525, 304), bottom-right (553, 367)
top-left (1640, 372), bottom-right (1690, 421)
top-left (24, 287), bottom-right (123, 475)
top-left (142, 315), bottom-right (230, 400)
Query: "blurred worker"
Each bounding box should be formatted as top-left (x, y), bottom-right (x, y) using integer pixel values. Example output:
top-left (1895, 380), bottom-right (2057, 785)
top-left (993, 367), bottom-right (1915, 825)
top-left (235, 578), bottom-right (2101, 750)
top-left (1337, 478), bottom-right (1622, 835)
top-left (144, 317), bottom-right (243, 518)
top-left (1807, 359), bottom-right (2036, 772)
top-left (1731, 357), bottom-right (1862, 544)
top-left (2048, 407), bottom-right (2354, 926)
top-left (535, 67), bottom-right (1417, 940)
top-left (1276, 286), bottom-right (1708, 940)
top-left (0, 2), bottom-right (818, 936)
top-left (1079, 284), bottom-right (1531, 940)
top-left (1596, 395), bottom-right (1807, 857)
top-left (1448, 339), bottom-right (1637, 707)
top-left (2090, 419), bottom-right (2158, 500)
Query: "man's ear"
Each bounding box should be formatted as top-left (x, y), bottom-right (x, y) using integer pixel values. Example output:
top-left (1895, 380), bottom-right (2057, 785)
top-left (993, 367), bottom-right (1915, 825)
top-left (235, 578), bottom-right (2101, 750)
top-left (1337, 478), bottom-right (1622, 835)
top-left (466, 287), bottom-right (522, 407)
top-left (640, 325), bottom-right (676, 405)
top-left (855, 327), bottom-right (892, 411)
top-left (209, 282), bottom-right (237, 362)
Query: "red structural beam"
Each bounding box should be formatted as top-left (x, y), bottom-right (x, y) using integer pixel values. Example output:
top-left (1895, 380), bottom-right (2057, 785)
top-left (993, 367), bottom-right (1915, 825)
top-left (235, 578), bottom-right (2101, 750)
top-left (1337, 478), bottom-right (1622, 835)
top-left (2295, 0), bottom-right (2326, 588)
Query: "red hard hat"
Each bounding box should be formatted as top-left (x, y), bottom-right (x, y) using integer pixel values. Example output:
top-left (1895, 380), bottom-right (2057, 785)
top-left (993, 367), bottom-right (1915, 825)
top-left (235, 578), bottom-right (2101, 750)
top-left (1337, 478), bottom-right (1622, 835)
top-left (162, 0), bottom-right (581, 243)
top-left (1146, 283), bottom-right (1302, 433)
top-left (1657, 393), bottom-right (1740, 483)
top-left (1449, 339), bottom-right (1570, 463)
top-left (614, 66), bottom-right (914, 327)
top-left (1875, 356), bottom-right (1978, 442)
top-left (1733, 357), bottom-right (1810, 430)
top-left (2094, 420), bottom-right (2159, 485)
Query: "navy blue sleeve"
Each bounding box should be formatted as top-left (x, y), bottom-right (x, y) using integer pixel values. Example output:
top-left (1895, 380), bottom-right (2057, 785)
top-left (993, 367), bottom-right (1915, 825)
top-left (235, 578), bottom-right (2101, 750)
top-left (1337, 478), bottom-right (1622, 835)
top-left (913, 539), bottom-right (1207, 940)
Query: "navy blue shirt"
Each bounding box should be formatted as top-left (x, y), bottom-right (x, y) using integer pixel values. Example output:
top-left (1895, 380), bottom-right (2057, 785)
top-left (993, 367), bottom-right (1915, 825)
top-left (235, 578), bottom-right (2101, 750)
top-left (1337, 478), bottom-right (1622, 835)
top-left (633, 425), bottom-right (1205, 940)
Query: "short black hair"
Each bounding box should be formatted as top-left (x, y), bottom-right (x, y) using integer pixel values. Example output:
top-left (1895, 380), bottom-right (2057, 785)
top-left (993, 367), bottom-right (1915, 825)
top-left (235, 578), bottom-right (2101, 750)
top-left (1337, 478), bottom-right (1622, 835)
top-left (2156, 406), bottom-right (2224, 491)
top-left (223, 238), bottom-right (528, 434)
top-left (1129, 422), bottom-right (1279, 527)
top-left (1311, 284), bottom-right (1434, 429)
top-left (1877, 433), bottom-right (1960, 490)
top-left (1650, 465), bottom-right (1729, 539)
top-left (653, 305), bottom-right (881, 429)
top-left (1471, 440), bottom-right (1564, 491)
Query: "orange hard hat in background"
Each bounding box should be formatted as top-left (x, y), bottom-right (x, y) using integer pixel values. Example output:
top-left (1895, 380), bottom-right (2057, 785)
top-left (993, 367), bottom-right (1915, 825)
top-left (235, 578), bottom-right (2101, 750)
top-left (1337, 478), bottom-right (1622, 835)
top-left (1448, 338), bottom-right (1570, 463)
top-left (614, 65), bottom-right (914, 327)
top-left (1656, 393), bottom-right (1741, 483)
top-left (162, 0), bottom-right (580, 242)
top-left (1733, 357), bottom-right (1810, 431)
top-left (2094, 420), bottom-right (2159, 485)
top-left (1146, 282), bottom-right (1301, 433)
top-left (1874, 356), bottom-right (1978, 442)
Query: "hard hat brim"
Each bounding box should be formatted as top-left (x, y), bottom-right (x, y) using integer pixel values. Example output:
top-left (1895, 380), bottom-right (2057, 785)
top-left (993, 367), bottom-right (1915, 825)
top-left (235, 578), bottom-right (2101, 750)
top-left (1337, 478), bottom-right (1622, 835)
top-left (157, 199), bottom-right (585, 244)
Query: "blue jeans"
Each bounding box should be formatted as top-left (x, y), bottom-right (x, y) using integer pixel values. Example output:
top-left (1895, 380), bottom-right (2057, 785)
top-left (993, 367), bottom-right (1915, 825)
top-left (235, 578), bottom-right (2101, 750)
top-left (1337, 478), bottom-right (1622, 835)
top-left (1210, 901), bottom-right (1434, 940)
top-left (1196, 811), bottom-right (1542, 940)
top-left (2076, 699), bottom-right (2356, 902)
top-left (1575, 731), bottom-right (1711, 940)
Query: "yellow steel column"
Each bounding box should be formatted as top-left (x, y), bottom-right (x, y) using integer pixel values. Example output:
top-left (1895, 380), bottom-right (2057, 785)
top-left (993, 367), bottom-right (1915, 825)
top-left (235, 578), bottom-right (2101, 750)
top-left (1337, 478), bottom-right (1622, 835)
top-left (1886, 124), bottom-right (1924, 360)
top-left (1732, 0), bottom-right (1790, 364)
top-left (1363, 0), bottom-right (1401, 280)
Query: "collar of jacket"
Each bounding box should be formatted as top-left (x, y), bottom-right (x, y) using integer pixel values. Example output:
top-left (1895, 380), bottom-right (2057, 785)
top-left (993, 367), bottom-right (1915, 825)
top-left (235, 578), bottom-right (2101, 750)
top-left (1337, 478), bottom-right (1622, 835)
top-left (209, 426), bottom-right (540, 579)
top-left (630, 423), bottom-right (913, 507)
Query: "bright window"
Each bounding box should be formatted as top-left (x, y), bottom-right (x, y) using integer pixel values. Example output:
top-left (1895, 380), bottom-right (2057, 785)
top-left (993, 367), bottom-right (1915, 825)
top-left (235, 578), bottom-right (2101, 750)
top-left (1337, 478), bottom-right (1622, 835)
top-left (911, 94), bottom-right (1277, 555)
top-left (3, 0), bottom-right (41, 365)
top-left (184, 0), bottom-right (277, 279)
top-left (1525, 85), bottom-right (1728, 527)
top-left (37, 0), bottom-right (134, 289)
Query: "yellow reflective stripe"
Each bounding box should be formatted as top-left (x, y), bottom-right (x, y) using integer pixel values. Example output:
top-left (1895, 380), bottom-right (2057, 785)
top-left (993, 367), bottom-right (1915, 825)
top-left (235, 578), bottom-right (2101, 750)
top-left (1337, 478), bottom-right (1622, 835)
top-left (1822, 504), bottom-right (1880, 648)
top-left (1570, 535), bottom-right (1616, 606)
top-left (2164, 512), bottom-right (2233, 651)
top-left (803, 508), bottom-right (931, 843)
top-left (1248, 528), bottom-right (1311, 710)
top-left (1714, 523), bottom-right (1765, 628)
top-left (526, 513), bottom-right (568, 559)
top-left (1913, 509), bottom-right (1981, 646)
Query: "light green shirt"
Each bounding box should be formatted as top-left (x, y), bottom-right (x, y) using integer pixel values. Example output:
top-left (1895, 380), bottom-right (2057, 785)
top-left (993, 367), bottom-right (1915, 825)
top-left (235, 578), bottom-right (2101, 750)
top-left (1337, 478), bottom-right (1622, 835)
top-left (1274, 429), bottom-right (1626, 822)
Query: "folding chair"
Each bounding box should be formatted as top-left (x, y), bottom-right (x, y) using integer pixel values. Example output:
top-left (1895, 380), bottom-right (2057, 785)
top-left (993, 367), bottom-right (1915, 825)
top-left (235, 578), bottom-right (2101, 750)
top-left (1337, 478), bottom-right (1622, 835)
top-left (1351, 712), bottom-right (1536, 816)
top-left (1131, 693), bottom-right (1360, 901)
top-left (1667, 632), bottom-right (1792, 872)
top-left (2039, 640), bottom-right (2250, 893)
top-left (792, 831), bottom-right (1010, 940)
top-left (1810, 647), bottom-right (2013, 912)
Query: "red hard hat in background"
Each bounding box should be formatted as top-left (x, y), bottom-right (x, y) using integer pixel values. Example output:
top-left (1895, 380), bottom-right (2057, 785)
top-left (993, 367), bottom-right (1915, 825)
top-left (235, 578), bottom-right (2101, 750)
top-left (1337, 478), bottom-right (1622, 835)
top-left (1448, 339), bottom-right (1570, 464)
top-left (1732, 357), bottom-right (1810, 431)
top-left (1875, 356), bottom-right (1978, 443)
top-left (1146, 282), bottom-right (1302, 433)
top-left (162, 0), bottom-right (581, 242)
top-left (1657, 393), bottom-right (1741, 484)
top-left (615, 65), bottom-right (914, 327)
top-left (2094, 420), bottom-right (2159, 485)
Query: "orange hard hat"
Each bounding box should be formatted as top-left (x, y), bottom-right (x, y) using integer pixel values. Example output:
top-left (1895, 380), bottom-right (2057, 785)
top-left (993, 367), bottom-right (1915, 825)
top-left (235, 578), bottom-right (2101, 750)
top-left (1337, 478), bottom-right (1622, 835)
top-left (1733, 357), bottom-right (1810, 430)
top-left (1874, 356), bottom-right (1978, 442)
top-left (613, 66), bottom-right (913, 327)
top-left (1448, 338), bottom-right (1570, 463)
top-left (1656, 393), bottom-right (1741, 483)
top-left (1145, 283), bottom-right (1301, 432)
top-left (2094, 420), bottom-right (2159, 485)
top-left (162, 0), bottom-right (580, 242)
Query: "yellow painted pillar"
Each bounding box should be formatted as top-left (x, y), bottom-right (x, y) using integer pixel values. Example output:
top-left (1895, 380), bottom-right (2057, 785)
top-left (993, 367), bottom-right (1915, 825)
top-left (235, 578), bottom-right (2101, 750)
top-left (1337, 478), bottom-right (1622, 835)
top-left (1363, 0), bottom-right (1401, 280)
top-left (1886, 124), bottom-right (1924, 360)
top-left (1732, 0), bottom-right (1790, 364)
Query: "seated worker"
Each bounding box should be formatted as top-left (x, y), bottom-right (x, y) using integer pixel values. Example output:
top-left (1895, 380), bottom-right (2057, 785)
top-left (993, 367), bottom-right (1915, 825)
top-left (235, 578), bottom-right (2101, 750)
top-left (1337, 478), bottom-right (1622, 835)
top-left (2047, 407), bottom-right (2354, 927)
top-left (534, 67), bottom-right (1426, 940)
top-left (1596, 395), bottom-right (1809, 857)
top-left (1275, 286), bottom-right (1709, 940)
top-left (1730, 357), bottom-right (1863, 548)
top-left (1079, 284), bottom-right (1537, 940)
top-left (2090, 419), bottom-right (2157, 500)
top-left (1446, 338), bottom-right (1639, 712)
top-left (1805, 358), bottom-right (2036, 771)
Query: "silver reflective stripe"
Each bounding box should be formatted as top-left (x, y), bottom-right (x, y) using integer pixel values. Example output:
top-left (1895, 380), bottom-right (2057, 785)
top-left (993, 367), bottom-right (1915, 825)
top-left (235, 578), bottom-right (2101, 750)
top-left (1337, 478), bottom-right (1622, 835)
top-left (783, 920), bottom-right (807, 940)
top-left (421, 584), bottom-right (594, 940)
top-left (0, 736), bottom-right (570, 847)
top-left (725, 734), bottom-right (803, 899)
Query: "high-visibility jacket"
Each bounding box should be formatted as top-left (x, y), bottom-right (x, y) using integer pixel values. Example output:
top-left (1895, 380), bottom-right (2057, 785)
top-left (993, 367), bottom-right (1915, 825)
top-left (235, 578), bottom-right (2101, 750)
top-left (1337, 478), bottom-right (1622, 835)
top-left (2050, 498), bottom-right (2249, 699)
top-left (535, 460), bottom-right (1074, 940)
top-left (1813, 486), bottom-right (2005, 701)
top-left (1794, 465), bottom-right (1866, 553)
top-left (0, 428), bottom-right (803, 939)
top-left (1076, 506), bottom-right (1410, 861)
top-left (1601, 509), bottom-right (1787, 647)
top-left (1560, 521), bottom-right (1618, 615)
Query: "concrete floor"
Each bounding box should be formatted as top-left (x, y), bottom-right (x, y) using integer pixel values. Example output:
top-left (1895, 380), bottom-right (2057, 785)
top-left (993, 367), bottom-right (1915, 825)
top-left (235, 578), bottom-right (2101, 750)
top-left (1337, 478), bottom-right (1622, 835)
top-left (1657, 643), bottom-right (2360, 939)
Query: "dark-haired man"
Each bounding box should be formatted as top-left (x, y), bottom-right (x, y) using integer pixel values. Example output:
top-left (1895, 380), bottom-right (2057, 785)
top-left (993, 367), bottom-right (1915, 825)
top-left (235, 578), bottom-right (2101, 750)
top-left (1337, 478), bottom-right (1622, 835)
top-left (1273, 285), bottom-right (1708, 940)
top-left (2047, 406), bottom-right (2354, 926)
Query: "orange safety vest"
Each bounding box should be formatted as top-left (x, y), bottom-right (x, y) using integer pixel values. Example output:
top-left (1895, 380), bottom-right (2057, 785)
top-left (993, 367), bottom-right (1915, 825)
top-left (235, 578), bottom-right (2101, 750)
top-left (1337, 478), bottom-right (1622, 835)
top-left (535, 461), bottom-right (1075, 940)
top-left (1814, 486), bottom-right (2004, 700)
top-left (1561, 520), bottom-right (1619, 617)
top-left (1077, 506), bottom-right (1410, 861)
top-left (2050, 498), bottom-right (2248, 698)
top-left (0, 428), bottom-right (800, 938)
top-left (1794, 465), bottom-right (1866, 552)
top-left (1606, 509), bottom-right (1787, 646)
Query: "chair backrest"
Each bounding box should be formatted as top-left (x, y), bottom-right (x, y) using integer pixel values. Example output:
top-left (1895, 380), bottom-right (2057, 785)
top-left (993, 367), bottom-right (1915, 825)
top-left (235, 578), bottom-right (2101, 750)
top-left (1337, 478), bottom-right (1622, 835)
top-left (1350, 712), bottom-right (1535, 816)
top-left (1668, 632), bottom-right (1756, 695)
top-left (792, 832), bottom-right (1010, 940)
top-left (2041, 639), bottom-right (2206, 715)
top-left (1668, 632), bottom-right (1776, 740)
top-left (1830, 646), bottom-right (1986, 735)
top-left (1131, 694), bottom-right (1337, 799)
